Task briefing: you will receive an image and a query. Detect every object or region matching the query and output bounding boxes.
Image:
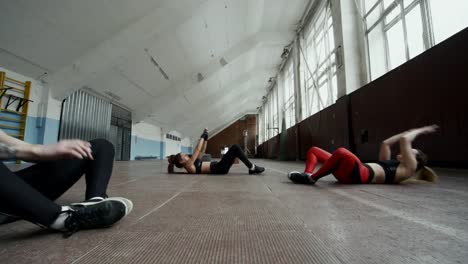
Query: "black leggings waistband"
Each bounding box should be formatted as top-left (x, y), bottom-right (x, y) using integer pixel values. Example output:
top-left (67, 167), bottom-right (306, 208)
top-left (363, 164), bottom-right (375, 184)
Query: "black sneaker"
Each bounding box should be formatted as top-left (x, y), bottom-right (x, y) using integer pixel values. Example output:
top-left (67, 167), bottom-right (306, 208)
top-left (287, 171), bottom-right (315, 184)
top-left (63, 200), bottom-right (126, 237)
top-left (249, 165), bottom-right (265, 174)
top-left (71, 197), bottom-right (133, 216)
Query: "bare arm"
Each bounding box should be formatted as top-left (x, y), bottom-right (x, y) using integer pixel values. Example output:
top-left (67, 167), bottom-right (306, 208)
top-left (0, 129), bottom-right (93, 161)
top-left (196, 140), bottom-right (207, 160)
top-left (190, 138), bottom-right (205, 163)
top-left (0, 129), bottom-right (39, 160)
top-left (399, 125), bottom-right (438, 171)
top-left (193, 128), bottom-right (208, 161)
top-left (379, 130), bottom-right (411, 160)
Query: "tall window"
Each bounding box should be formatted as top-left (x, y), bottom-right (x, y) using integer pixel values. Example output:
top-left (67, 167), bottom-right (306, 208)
top-left (264, 86), bottom-right (280, 138)
top-left (263, 105), bottom-right (268, 142)
top-left (283, 61), bottom-right (295, 129)
top-left (299, 1), bottom-right (337, 118)
top-left (363, 0), bottom-right (468, 80)
top-left (258, 109), bottom-right (264, 144)
top-left (271, 86), bottom-right (279, 136)
top-left (268, 93), bottom-right (274, 139)
top-left (428, 0), bottom-right (468, 44)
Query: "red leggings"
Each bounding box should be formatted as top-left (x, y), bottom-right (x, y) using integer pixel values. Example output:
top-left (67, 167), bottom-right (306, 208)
top-left (305, 147), bottom-right (373, 184)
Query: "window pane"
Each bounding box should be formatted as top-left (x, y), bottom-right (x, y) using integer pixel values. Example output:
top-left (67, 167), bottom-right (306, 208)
top-left (366, 5), bottom-right (382, 27)
top-left (308, 88), bottom-right (319, 116)
top-left (385, 4), bottom-right (400, 24)
top-left (406, 5), bottom-right (424, 58)
top-left (302, 2), bottom-right (336, 118)
top-left (386, 21), bottom-right (406, 70)
top-left (403, 0), bottom-right (415, 8)
top-left (368, 26), bottom-right (387, 80)
top-left (318, 82), bottom-right (328, 107)
top-left (331, 75), bottom-right (338, 102)
top-left (283, 62), bottom-right (295, 129)
top-left (429, 0), bottom-right (468, 44)
top-left (383, 0), bottom-right (394, 10)
top-left (364, 0), bottom-right (379, 13)
top-left (328, 29), bottom-right (335, 48)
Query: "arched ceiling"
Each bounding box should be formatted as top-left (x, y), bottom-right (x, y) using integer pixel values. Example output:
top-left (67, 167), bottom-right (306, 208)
top-left (0, 0), bottom-right (311, 139)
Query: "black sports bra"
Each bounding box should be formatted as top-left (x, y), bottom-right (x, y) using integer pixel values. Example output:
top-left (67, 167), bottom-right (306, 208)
top-left (377, 160), bottom-right (400, 184)
top-left (194, 159), bottom-right (202, 174)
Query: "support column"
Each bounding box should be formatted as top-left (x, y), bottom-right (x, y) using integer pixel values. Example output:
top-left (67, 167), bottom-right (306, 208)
top-left (331, 0), bottom-right (368, 98)
top-left (293, 37), bottom-right (303, 123)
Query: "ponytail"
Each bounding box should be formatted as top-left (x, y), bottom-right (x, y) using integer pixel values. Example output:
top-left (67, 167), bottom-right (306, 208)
top-left (167, 155), bottom-right (175, 173)
top-left (404, 166), bottom-right (438, 183)
top-left (417, 166), bottom-right (438, 183)
top-left (168, 163), bottom-right (175, 173)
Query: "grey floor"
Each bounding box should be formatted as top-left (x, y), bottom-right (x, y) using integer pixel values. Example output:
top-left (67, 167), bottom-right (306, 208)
top-left (1, 159), bottom-right (467, 264)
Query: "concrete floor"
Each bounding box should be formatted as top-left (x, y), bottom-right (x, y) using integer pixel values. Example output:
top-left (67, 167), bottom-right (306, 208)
top-left (1, 159), bottom-right (467, 263)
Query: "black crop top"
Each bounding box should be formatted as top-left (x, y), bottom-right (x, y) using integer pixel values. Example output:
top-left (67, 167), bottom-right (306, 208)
top-left (193, 159), bottom-right (202, 174)
top-left (377, 160), bottom-right (400, 184)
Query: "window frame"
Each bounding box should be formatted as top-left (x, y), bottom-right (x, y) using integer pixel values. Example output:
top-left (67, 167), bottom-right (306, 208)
top-left (363, 0), bottom-right (435, 80)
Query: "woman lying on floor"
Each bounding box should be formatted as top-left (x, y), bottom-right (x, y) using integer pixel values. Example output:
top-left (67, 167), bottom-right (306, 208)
top-left (168, 129), bottom-right (264, 175)
top-left (0, 129), bottom-right (132, 237)
top-left (288, 125), bottom-right (438, 185)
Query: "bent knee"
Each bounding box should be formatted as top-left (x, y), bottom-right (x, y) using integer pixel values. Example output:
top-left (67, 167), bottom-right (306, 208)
top-left (90, 138), bottom-right (115, 155)
top-left (334, 147), bottom-right (349, 154)
top-left (230, 144), bottom-right (242, 151)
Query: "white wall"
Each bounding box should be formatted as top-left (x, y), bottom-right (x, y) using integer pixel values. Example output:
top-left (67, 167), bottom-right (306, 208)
top-left (131, 121), bottom-right (192, 160)
top-left (181, 137), bottom-right (192, 148)
top-left (164, 130), bottom-right (181, 157)
top-left (132, 122), bottom-right (162, 141)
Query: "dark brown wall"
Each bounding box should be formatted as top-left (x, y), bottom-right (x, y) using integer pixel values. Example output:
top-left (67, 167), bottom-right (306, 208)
top-left (206, 115), bottom-right (257, 158)
top-left (259, 27), bottom-right (468, 167)
top-left (297, 97), bottom-right (350, 159)
top-left (350, 27), bottom-right (468, 164)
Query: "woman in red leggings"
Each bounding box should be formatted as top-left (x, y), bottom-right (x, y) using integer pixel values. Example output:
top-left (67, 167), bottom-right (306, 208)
top-left (288, 125), bottom-right (438, 184)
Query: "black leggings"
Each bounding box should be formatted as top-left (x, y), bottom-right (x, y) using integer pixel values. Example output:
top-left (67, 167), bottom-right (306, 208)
top-left (0, 139), bottom-right (114, 226)
top-left (210, 145), bottom-right (252, 174)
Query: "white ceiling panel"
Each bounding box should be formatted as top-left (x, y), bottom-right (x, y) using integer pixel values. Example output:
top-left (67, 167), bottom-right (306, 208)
top-left (176, 11), bottom-right (213, 68)
top-left (113, 49), bottom-right (170, 97)
top-left (15, 0), bottom-right (163, 53)
top-left (0, 0), bottom-right (310, 139)
top-left (0, 1), bottom-right (83, 71)
top-left (87, 69), bottom-right (149, 110)
top-left (0, 49), bottom-right (47, 79)
top-left (146, 34), bottom-right (194, 81)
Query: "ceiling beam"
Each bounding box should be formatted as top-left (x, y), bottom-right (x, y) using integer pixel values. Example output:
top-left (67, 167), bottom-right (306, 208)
top-left (135, 31), bottom-right (289, 105)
